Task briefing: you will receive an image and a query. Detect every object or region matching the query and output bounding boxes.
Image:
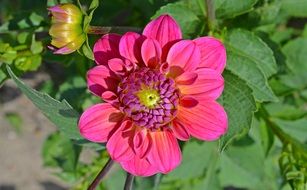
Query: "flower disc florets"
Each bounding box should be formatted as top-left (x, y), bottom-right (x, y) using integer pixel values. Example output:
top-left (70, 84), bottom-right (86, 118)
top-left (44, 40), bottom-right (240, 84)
top-left (118, 68), bottom-right (179, 129)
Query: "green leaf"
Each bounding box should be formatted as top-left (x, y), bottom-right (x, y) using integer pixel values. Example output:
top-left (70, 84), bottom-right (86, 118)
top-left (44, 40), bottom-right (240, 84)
top-left (30, 34), bottom-right (43, 54)
top-left (225, 29), bottom-right (278, 102)
top-left (0, 65), bottom-right (8, 86)
top-left (29, 12), bottom-right (44, 26)
top-left (281, 0), bottom-right (307, 17)
top-left (265, 103), bottom-right (307, 120)
top-left (42, 132), bottom-right (81, 173)
top-left (164, 141), bottom-right (217, 181)
top-left (6, 65), bottom-right (83, 140)
top-left (0, 42), bottom-right (17, 64)
top-left (272, 118), bottom-right (307, 143)
top-left (5, 112), bottom-right (23, 134)
top-left (80, 42), bottom-right (94, 60)
top-left (282, 37), bottom-right (307, 74)
top-left (219, 139), bottom-right (266, 189)
top-left (218, 71), bottom-right (257, 150)
top-left (215, 0), bottom-right (258, 19)
top-left (153, 2), bottom-right (202, 38)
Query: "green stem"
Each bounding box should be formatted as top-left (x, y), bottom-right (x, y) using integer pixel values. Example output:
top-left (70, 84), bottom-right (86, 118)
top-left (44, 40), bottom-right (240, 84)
top-left (88, 158), bottom-right (114, 190)
top-left (87, 26), bottom-right (142, 35)
top-left (123, 173), bottom-right (135, 190)
top-left (205, 0), bottom-right (216, 32)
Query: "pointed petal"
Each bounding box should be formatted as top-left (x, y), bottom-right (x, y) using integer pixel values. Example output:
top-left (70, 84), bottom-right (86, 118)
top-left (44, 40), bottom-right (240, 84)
top-left (194, 37), bottom-right (226, 73)
top-left (133, 129), bottom-right (152, 158)
top-left (179, 96), bottom-right (199, 108)
top-left (147, 130), bottom-right (181, 174)
top-left (167, 40), bottom-right (201, 72)
top-left (108, 58), bottom-right (127, 76)
top-left (143, 15), bottom-right (182, 48)
top-left (119, 32), bottom-right (145, 65)
top-left (141, 38), bottom-right (162, 68)
top-left (93, 34), bottom-right (121, 65)
top-left (106, 120), bottom-right (135, 162)
top-left (121, 156), bottom-right (158, 177)
top-left (78, 103), bottom-right (124, 142)
top-left (177, 100), bottom-right (228, 141)
top-left (87, 65), bottom-right (119, 97)
top-left (171, 119), bottom-right (190, 141)
top-left (178, 68), bottom-right (224, 100)
top-left (175, 72), bottom-right (198, 85)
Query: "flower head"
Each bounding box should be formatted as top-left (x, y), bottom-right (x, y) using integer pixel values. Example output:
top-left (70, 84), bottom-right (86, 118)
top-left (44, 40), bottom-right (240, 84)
top-left (48, 4), bottom-right (86, 54)
top-left (79, 15), bottom-right (228, 176)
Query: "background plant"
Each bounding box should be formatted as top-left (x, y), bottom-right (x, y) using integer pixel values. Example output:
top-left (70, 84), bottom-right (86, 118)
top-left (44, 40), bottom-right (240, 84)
top-left (0, 0), bottom-right (307, 189)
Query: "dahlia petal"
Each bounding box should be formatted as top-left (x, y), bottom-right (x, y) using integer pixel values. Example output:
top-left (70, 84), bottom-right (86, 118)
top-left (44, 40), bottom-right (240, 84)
top-left (194, 37), bottom-right (226, 73)
top-left (78, 103), bottom-right (124, 142)
top-left (101, 91), bottom-right (118, 103)
top-left (87, 65), bottom-right (119, 96)
top-left (148, 130), bottom-right (181, 174)
top-left (175, 72), bottom-right (198, 85)
top-left (143, 15), bottom-right (182, 49)
top-left (106, 120), bottom-right (135, 162)
top-left (121, 156), bottom-right (158, 177)
top-left (141, 38), bottom-right (162, 68)
top-left (177, 100), bottom-right (228, 141)
top-left (93, 34), bottom-right (121, 65)
top-left (179, 96), bottom-right (199, 108)
top-left (119, 32), bottom-right (145, 65)
top-left (108, 58), bottom-right (126, 75)
top-left (133, 129), bottom-right (152, 158)
top-left (53, 46), bottom-right (73, 54)
top-left (167, 40), bottom-right (201, 72)
top-left (178, 68), bottom-right (224, 100)
top-left (171, 120), bottom-right (190, 141)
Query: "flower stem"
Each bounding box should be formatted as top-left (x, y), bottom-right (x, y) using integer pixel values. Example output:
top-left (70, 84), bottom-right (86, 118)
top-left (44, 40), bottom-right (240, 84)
top-left (205, 0), bottom-right (216, 32)
top-left (87, 26), bottom-right (142, 35)
top-left (123, 173), bottom-right (135, 190)
top-left (88, 158), bottom-right (114, 190)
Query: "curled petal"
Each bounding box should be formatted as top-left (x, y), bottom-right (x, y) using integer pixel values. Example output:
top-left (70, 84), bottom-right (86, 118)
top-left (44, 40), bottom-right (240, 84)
top-left (178, 68), bottom-right (224, 100)
top-left (194, 37), bottom-right (226, 73)
top-left (121, 156), bottom-right (158, 177)
top-left (108, 58), bottom-right (127, 76)
top-left (93, 34), bottom-right (121, 65)
top-left (177, 100), bottom-right (228, 141)
top-left (101, 91), bottom-right (118, 103)
top-left (106, 120), bottom-right (135, 162)
top-left (171, 120), bottom-right (190, 141)
top-left (179, 96), bottom-right (199, 108)
top-left (167, 40), bottom-right (201, 72)
top-left (87, 65), bottom-right (119, 97)
top-left (119, 32), bottom-right (145, 65)
top-left (141, 38), bottom-right (162, 68)
top-left (143, 15), bottom-right (182, 48)
top-left (147, 130), bottom-right (181, 174)
top-left (78, 103), bottom-right (124, 142)
top-left (133, 129), bottom-right (152, 158)
top-left (175, 72), bottom-right (198, 85)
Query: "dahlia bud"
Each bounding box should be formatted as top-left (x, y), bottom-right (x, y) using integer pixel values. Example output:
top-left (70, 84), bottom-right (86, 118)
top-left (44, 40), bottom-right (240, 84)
top-left (48, 4), bottom-right (86, 54)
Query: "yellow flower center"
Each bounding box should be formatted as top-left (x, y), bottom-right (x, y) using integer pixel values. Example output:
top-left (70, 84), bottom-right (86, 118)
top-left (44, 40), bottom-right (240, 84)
top-left (136, 88), bottom-right (160, 108)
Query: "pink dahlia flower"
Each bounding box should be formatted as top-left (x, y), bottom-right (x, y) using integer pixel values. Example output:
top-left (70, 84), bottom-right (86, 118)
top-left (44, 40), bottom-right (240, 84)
top-left (78, 14), bottom-right (227, 176)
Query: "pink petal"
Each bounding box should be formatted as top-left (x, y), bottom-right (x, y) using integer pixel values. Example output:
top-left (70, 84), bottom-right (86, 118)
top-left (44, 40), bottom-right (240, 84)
top-left (178, 68), bottom-right (224, 100)
top-left (119, 32), bottom-right (145, 65)
top-left (167, 40), bottom-right (201, 72)
top-left (147, 130), bottom-right (181, 174)
top-left (93, 34), bottom-right (121, 65)
top-left (101, 91), bottom-right (118, 103)
top-left (177, 100), bottom-right (228, 141)
top-left (87, 65), bottom-right (119, 97)
top-left (106, 120), bottom-right (135, 162)
top-left (48, 5), bottom-right (65, 13)
top-left (179, 96), bottom-right (199, 108)
top-left (175, 72), bottom-right (198, 85)
top-left (108, 58), bottom-right (126, 76)
top-left (78, 103), bottom-right (124, 143)
top-left (133, 129), bottom-right (152, 159)
top-left (194, 37), bottom-right (226, 73)
top-left (121, 156), bottom-right (158, 177)
top-left (141, 38), bottom-right (162, 68)
top-left (171, 119), bottom-right (190, 141)
top-left (53, 46), bottom-right (73, 54)
top-left (143, 15), bottom-right (182, 49)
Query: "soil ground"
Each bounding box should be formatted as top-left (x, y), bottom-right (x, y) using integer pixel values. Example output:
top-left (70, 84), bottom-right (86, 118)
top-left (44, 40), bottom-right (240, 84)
top-left (0, 73), bottom-right (68, 190)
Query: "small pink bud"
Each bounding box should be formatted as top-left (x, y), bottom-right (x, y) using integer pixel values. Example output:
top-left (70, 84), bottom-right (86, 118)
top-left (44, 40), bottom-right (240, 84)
top-left (48, 4), bottom-right (85, 54)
